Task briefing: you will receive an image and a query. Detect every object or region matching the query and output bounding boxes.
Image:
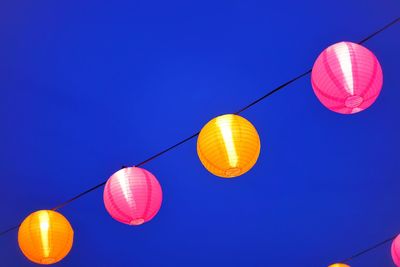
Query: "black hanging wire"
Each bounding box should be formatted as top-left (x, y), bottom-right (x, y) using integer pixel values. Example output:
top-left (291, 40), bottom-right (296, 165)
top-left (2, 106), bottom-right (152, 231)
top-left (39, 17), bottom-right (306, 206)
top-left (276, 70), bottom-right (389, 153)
top-left (234, 69), bottom-right (312, 114)
top-left (0, 225), bottom-right (20, 236)
top-left (1, 15), bottom-right (399, 264)
top-left (358, 17), bottom-right (400, 44)
top-left (339, 234), bottom-right (398, 264)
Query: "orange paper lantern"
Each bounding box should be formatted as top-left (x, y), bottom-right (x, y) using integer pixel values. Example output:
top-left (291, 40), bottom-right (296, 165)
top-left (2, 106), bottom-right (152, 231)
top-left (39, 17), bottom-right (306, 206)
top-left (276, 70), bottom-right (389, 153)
top-left (197, 114), bottom-right (261, 178)
top-left (18, 210), bottom-right (74, 265)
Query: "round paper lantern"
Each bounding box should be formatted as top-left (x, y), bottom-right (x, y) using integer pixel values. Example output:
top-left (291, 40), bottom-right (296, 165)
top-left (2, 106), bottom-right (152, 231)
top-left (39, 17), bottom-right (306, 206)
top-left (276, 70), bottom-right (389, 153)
top-left (104, 167), bottom-right (163, 225)
top-left (18, 210), bottom-right (74, 265)
top-left (197, 114), bottom-right (261, 178)
top-left (391, 234), bottom-right (400, 266)
top-left (328, 264), bottom-right (350, 267)
top-left (311, 41), bottom-right (383, 114)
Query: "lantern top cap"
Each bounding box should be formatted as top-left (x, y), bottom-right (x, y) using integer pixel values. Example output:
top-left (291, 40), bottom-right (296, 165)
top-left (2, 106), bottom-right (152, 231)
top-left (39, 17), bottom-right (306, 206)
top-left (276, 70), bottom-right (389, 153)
top-left (25, 209), bottom-right (64, 218)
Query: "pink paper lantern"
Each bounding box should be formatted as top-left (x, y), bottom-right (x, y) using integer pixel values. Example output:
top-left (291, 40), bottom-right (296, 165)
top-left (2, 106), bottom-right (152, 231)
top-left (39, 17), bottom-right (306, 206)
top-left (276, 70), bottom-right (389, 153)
top-left (392, 234), bottom-right (400, 266)
top-left (311, 41), bottom-right (383, 114)
top-left (103, 167), bottom-right (162, 225)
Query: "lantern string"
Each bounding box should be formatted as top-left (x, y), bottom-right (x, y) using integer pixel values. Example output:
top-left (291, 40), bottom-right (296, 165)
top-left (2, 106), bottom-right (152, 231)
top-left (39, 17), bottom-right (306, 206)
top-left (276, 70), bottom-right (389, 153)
top-left (51, 182), bottom-right (108, 211)
top-left (357, 17), bottom-right (400, 45)
top-left (30, 15), bottom-right (400, 213)
top-left (340, 234), bottom-right (398, 263)
top-left (19, 16), bottom-right (400, 214)
top-left (0, 225), bottom-right (20, 236)
top-left (234, 69), bottom-right (312, 114)
top-left (0, 16), bottom-right (399, 264)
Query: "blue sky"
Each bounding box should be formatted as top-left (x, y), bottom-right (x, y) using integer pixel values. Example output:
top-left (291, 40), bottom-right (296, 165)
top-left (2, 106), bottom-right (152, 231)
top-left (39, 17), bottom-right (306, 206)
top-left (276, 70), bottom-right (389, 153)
top-left (0, 0), bottom-right (399, 266)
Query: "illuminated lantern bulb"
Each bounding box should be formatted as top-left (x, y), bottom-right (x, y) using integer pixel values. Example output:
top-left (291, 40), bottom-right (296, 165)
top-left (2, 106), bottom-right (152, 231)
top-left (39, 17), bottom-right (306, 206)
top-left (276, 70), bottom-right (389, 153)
top-left (197, 114), bottom-right (261, 178)
top-left (18, 210), bottom-right (74, 265)
top-left (103, 167), bottom-right (163, 225)
top-left (328, 264), bottom-right (350, 267)
top-left (311, 41), bottom-right (383, 114)
top-left (391, 234), bottom-right (400, 266)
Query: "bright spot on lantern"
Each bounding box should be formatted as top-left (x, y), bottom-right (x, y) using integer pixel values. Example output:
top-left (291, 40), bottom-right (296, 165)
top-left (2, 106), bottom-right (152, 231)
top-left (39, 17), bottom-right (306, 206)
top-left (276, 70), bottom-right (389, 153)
top-left (311, 41), bottom-right (383, 114)
top-left (391, 234), bottom-right (400, 266)
top-left (197, 114), bottom-right (261, 178)
top-left (18, 210), bottom-right (74, 265)
top-left (103, 167), bottom-right (163, 226)
top-left (328, 264), bottom-right (350, 267)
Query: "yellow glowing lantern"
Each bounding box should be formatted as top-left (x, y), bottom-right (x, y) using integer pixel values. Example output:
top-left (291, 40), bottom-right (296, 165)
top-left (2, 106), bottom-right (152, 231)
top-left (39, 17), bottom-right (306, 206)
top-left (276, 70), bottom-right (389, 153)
top-left (328, 264), bottom-right (350, 267)
top-left (197, 114), bottom-right (261, 178)
top-left (18, 210), bottom-right (74, 265)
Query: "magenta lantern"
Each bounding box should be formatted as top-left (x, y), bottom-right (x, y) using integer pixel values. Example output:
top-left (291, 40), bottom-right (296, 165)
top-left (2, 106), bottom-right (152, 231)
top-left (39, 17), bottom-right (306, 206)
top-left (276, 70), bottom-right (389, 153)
top-left (311, 41), bottom-right (383, 114)
top-left (103, 167), bottom-right (162, 225)
top-left (392, 234), bottom-right (400, 266)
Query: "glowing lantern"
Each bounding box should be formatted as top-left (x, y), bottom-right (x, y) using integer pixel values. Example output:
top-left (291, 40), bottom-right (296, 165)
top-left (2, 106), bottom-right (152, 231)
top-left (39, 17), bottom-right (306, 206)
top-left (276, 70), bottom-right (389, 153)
top-left (103, 167), bottom-right (163, 225)
top-left (197, 114), bottom-right (261, 178)
top-left (328, 264), bottom-right (350, 267)
top-left (391, 234), bottom-right (400, 266)
top-left (311, 41), bottom-right (383, 114)
top-left (18, 210), bottom-right (74, 265)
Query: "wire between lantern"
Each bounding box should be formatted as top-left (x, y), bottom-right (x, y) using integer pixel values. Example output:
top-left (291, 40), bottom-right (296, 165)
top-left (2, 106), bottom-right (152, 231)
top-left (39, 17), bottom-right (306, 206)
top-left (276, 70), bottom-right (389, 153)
top-left (339, 234), bottom-right (398, 263)
top-left (39, 16), bottom-right (400, 213)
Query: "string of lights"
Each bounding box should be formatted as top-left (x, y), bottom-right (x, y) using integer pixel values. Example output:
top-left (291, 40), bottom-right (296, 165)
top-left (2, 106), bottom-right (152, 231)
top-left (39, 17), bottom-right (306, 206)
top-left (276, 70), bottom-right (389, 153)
top-left (1, 16), bottom-right (399, 266)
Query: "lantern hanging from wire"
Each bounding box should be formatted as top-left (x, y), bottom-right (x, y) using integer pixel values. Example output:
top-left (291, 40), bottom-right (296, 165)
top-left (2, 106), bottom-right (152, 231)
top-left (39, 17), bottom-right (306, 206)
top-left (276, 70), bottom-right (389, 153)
top-left (311, 41), bottom-right (383, 114)
top-left (18, 210), bottom-right (74, 265)
top-left (391, 234), bottom-right (400, 266)
top-left (197, 114), bottom-right (261, 178)
top-left (103, 167), bottom-right (163, 225)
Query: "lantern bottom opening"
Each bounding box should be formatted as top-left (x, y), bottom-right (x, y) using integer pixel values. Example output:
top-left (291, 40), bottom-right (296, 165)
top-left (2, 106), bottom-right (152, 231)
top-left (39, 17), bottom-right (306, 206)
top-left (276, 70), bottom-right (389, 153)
top-left (130, 218), bottom-right (145, 225)
top-left (345, 95), bottom-right (363, 108)
top-left (225, 167), bottom-right (242, 177)
top-left (41, 258), bottom-right (55, 264)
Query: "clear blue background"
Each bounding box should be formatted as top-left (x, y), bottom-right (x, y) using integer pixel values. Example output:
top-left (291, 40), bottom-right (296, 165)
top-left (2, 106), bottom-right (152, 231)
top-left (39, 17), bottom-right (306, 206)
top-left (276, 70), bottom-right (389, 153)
top-left (0, 0), bottom-right (399, 266)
